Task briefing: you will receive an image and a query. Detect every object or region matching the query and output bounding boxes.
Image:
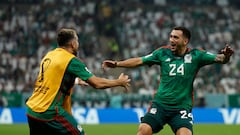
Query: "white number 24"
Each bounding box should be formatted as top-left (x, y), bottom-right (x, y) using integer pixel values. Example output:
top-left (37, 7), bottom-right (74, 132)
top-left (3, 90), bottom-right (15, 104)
top-left (169, 64), bottom-right (184, 76)
top-left (180, 110), bottom-right (193, 120)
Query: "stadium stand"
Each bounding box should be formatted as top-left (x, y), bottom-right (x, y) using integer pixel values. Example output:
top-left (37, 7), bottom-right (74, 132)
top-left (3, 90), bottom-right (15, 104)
top-left (0, 0), bottom-right (239, 108)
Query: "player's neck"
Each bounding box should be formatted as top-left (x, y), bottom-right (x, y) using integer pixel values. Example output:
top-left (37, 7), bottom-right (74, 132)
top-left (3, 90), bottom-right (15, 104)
top-left (175, 47), bottom-right (188, 56)
top-left (59, 46), bottom-right (74, 55)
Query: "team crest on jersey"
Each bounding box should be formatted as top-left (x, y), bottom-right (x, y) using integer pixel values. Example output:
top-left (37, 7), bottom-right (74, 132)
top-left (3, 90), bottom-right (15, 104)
top-left (184, 54), bottom-right (192, 63)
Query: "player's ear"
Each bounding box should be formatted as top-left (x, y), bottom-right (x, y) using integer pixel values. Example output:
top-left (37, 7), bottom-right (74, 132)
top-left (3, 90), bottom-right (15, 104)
top-left (69, 40), bottom-right (75, 49)
top-left (184, 38), bottom-right (189, 45)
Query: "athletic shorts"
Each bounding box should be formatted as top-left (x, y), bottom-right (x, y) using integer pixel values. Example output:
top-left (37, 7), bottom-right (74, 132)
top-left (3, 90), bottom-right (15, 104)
top-left (141, 102), bottom-right (193, 134)
top-left (27, 111), bottom-right (85, 135)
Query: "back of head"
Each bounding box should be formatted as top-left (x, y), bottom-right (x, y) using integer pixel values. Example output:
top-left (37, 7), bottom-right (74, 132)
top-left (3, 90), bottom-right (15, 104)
top-left (57, 28), bottom-right (76, 47)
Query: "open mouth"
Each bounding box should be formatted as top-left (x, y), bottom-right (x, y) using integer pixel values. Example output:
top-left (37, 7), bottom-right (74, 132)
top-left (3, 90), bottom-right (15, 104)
top-left (170, 44), bottom-right (177, 53)
top-left (171, 43), bottom-right (176, 47)
top-left (171, 44), bottom-right (176, 49)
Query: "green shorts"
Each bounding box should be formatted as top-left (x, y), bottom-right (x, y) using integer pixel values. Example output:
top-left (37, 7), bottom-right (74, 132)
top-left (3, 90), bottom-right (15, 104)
top-left (141, 102), bottom-right (193, 134)
top-left (27, 111), bottom-right (85, 135)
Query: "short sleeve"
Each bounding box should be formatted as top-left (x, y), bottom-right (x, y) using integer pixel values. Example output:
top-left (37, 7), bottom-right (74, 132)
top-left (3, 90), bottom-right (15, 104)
top-left (142, 49), bottom-right (162, 66)
top-left (198, 50), bottom-right (217, 67)
top-left (67, 58), bottom-right (93, 81)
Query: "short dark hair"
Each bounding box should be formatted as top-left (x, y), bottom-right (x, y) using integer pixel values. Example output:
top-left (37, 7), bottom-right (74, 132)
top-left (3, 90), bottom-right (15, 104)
top-left (57, 28), bottom-right (76, 46)
top-left (173, 26), bottom-right (191, 41)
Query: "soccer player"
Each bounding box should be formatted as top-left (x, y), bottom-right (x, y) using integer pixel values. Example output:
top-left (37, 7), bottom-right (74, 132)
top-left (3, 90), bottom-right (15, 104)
top-left (26, 28), bottom-right (131, 135)
top-left (102, 26), bottom-right (234, 135)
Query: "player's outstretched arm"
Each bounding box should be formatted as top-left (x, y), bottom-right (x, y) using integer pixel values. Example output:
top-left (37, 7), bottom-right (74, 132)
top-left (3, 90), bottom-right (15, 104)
top-left (102, 57), bottom-right (143, 70)
top-left (86, 73), bottom-right (131, 92)
top-left (215, 44), bottom-right (234, 64)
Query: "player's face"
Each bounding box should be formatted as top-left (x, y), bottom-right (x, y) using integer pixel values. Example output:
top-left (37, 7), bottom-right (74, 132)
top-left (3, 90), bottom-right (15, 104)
top-left (169, 30), bottom-right (186, 54)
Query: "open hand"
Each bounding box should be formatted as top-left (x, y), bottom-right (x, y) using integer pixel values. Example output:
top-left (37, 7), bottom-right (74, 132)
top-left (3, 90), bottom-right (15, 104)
top-left (221, 44), bottom-right (234, 57)
top-left (75, 77), bottom-right (89, 86)
top-left (102, 60), bottom-right (117, 70)
top-left (118, 73), bottom-right (131, 92)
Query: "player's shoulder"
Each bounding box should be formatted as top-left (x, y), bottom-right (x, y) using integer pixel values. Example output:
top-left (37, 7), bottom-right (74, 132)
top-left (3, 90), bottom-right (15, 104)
top-left (70, 57), bottom-right (85, 65)
top-left (189, 47), bottom-right (206, 53)
top-left (188, 47), bottom-right (212, 57)
top-left (195, 47), bottom-right (205, 51)
top-left (155, 45), bottom-right (171, 51)
top-left (75, 57), bottom-right (85, 62)
top-left (160, 45), bottom-right (171, 49)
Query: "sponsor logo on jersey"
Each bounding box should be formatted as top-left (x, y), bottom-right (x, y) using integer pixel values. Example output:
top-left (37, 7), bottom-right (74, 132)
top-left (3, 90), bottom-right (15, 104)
top-left (189, 120), bottom-right (193, 125)
top-left (144, 53), bottom-right (153, 58)
top-left (206, 52), bottom-right (214, 55)
top-left (77, 125), bottom-right (83, 132)
top-left (150, 108), bottom-right (157, 114)
top-left (165, 58), bottom-right (171, 62)
top-left (85, 67), bottom-right (92, 74)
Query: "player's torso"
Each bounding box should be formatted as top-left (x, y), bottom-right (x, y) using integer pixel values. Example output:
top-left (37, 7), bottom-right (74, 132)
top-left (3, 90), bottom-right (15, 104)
top-left (154, 48), bottom-right (203, 109)
top-left (160, 48), bottom-right (200, 78)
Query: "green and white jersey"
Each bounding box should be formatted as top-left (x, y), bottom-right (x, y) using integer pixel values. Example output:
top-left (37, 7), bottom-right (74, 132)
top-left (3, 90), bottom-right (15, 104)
top-left (142, 45), bottom-right (217, 110)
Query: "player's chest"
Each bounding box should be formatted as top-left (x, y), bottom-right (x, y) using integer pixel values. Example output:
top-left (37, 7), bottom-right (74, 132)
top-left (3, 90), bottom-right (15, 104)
top-left (161, 54), bottom-right (197, 76)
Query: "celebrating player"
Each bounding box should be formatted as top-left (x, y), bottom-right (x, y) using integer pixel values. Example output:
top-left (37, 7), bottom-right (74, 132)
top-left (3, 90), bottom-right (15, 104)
top-left (26, 28), bottom-right (130, 135)
top-left (102, 26), bottom-right (234, 135)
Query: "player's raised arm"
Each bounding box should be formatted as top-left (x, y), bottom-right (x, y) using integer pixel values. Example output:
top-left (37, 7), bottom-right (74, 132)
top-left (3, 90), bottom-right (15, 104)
top-left (102, 57), bottom-right (143, 70)
top-left (215, 44), bottom-right (234, 64)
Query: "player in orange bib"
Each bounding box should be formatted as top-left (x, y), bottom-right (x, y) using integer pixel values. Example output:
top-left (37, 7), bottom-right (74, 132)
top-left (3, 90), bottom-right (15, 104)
top-left (26, 28), bottom-right (131, 135)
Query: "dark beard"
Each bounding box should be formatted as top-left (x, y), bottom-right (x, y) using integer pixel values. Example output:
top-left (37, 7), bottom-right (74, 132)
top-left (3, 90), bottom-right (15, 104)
top-left (73, 50), bottom-right (78, 56)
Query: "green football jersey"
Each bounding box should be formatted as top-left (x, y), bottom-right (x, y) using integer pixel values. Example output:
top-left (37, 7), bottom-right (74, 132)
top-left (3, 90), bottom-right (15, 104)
top-left (142, 45), bottom-right (217, 110)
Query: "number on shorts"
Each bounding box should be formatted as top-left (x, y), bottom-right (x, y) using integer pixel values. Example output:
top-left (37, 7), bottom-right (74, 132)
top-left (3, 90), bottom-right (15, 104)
top-left (180, 110), bottom-right (193, 119)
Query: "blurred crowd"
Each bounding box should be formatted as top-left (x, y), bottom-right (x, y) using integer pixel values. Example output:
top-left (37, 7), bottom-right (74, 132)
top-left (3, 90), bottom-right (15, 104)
top-left (0, 0), bottom-right (240, 108)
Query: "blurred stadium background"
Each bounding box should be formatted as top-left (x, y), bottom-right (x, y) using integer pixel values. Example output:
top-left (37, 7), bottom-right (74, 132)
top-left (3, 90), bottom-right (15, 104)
top-left (0, 0), bottom-right (240, 134)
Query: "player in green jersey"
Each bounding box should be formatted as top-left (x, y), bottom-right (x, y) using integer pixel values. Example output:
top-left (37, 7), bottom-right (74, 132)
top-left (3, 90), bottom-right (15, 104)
top-left (102, 26), bottom-right (234, 135)
top-left (26, 28), bottom-right (131, 135)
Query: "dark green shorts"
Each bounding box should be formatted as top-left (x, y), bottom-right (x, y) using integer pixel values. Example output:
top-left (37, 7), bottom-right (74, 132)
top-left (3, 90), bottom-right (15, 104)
top-left (27, 111), bottom-right (85, 135)
top-left (141, 102), bottom-right (193, 134)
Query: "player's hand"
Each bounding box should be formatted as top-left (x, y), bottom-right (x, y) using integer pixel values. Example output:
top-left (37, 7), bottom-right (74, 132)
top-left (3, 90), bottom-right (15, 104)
top-left (75, 77), bottom-right (89, 86)
top-left (102, 60), bottom-right (117, 70)
top-left (118, 73), bottom-right (131, 92)
top-left (222, 44), bottom-right (234, 57)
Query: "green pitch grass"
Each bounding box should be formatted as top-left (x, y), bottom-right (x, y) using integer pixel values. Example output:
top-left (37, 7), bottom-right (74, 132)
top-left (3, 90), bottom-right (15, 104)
top-left (0, 124), bottom-right (239, 135)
